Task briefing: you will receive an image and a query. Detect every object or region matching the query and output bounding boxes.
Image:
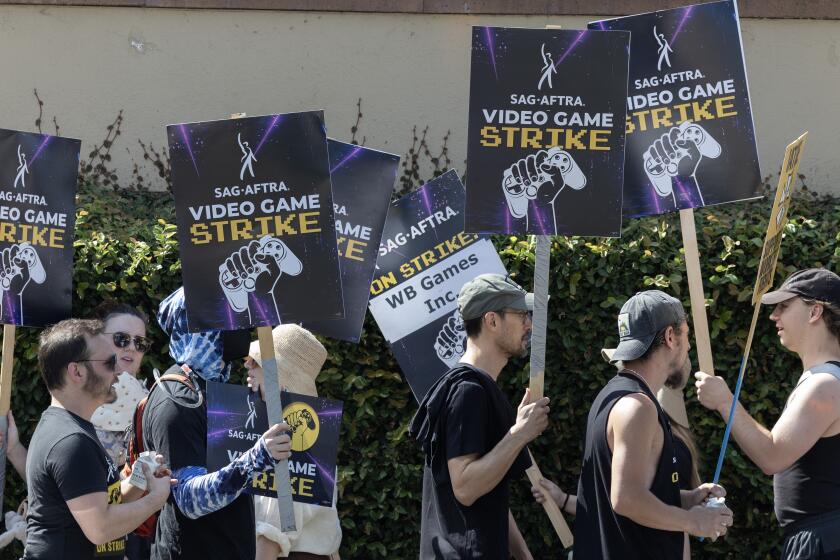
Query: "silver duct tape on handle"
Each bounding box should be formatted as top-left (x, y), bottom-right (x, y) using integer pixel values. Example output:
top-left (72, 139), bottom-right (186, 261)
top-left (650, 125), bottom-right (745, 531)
top-left (529, 236), bottom-right (551, 400)
top-left (258, 328), bottom-right (297, 533)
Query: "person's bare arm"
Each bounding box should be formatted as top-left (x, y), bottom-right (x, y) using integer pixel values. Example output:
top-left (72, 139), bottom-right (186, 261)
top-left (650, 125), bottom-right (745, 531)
top-left (508, 510), bottom-right (533, 560)
top-left (1, 411), bottom-right (28, 478)
top-left (67, 463), bottom-right (172, 545)
top-left (610, 394), bottom-right (731, 538)
top-left (696, 372), bottom-right (840, 474)
top-left (447, 389), bottom-right (548, 507)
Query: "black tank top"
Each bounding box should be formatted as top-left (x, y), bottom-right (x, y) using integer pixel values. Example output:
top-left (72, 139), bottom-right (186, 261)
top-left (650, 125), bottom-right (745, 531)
top-left (774, 361), bottom-right (840, 527)
top-left (574, 371), bottom-right (684, 559)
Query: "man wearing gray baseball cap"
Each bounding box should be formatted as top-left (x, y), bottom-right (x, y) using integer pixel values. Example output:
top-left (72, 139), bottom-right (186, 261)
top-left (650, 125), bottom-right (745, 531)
top-left (574, 290), bottom-right (732, 559)
top-left (695, 268), bottom-right (840, 559)
top-left (410, 273), bottom-right (549, 559)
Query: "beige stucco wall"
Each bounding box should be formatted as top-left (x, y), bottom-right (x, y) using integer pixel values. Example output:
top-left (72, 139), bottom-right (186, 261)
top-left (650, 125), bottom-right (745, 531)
top-left (0, 6), bottom-right (838, 193)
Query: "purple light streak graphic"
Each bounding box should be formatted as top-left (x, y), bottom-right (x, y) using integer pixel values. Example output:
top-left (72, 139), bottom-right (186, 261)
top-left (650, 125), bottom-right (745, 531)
top-left (224, 297), bottom-right (236, 330)
top-left (207, 409), bottom-right (248, 417)
top-left (330, 145), bottom-right (363, 175)
top-left (531, 207), bottom-right (549, 235)
top-left (178, 125), bottom-right (201, 177)
top-left (304, 451), bottom-right (336, 488)
top-left (596, 21), bottom-right (607, 31)
top-left (482, 27), bottom-right (499, 81)
top-left (671, 6), bottom-right (694, 44)
top-left (28, 136), bottom-right (52, 167)
top-left (554, 30), bottom-right (586, 69)
top-left (419, 185), bottom-right (433, 216)
top-left (254, 115), bottom-right (283, 156)
top-left (317, 408), bottom-right (343, 417)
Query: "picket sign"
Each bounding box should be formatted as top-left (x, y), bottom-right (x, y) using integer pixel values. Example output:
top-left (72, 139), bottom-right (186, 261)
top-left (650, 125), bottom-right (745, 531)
top-left (0, 324), bottom-right (15, 508)
top-left (679, 209), bottom-right (716, 376)
top-left (230, 112), bottom-right (296, 532)
top-left (710, 132), bottom-right (808, 485)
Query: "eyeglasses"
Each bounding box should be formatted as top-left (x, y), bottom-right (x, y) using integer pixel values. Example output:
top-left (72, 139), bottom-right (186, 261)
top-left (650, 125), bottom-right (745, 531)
top-left (500, 309), bottom-right (533, 324)
top-left (105, 332), bottom-right (151, 353)
top-left (78, 354), bottom-right (118, 372)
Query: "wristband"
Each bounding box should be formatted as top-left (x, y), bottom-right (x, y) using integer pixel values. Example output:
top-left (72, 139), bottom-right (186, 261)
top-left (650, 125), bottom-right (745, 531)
top-left (561, 492), bottom-right (570, 512)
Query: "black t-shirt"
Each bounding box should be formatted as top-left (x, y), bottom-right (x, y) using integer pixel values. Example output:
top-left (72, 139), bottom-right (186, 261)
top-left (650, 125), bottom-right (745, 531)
top-left (574, 371), bottom-right (683, 560)
top-left (413, 365), bottom-right (531, 559)
top-left (142, 373), bottom-right (254, 560)
top-left (24, 407), bottom-right (126, 559)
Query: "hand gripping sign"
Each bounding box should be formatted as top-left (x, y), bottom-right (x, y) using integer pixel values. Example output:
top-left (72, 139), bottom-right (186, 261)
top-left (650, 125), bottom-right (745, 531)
top-left (643, 121), bottom-right (722, 204)
top-left (218, 235), bottom-right (303, 320)
top-left (502, 148), bottom-right (587, 231)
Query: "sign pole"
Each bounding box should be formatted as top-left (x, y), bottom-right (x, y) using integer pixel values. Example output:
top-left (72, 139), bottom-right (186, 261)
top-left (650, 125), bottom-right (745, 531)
top-left (257, 326), bottom-right (296, 531)
top-left (525, 235), bottom-right (573, 546)
top-left (230, 112), bottom-right (296, 532)
top-left (679, 209), bottom-right (715, 376)
top-left (528, 235), bottom-right (550, 399)
top-left (525, 451), bottom-right (573, 548)
top-left (0, 324), bottom-right (16, 509)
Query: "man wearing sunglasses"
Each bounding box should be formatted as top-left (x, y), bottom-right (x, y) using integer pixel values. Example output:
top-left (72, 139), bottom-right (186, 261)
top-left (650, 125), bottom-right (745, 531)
top-left (24, 319), bottom-right (173, 560)
top-left (410, 273), bottom-right (549, 559)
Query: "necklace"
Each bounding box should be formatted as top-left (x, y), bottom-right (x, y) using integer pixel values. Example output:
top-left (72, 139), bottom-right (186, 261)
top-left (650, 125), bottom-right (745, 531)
top-left (621, 368), bottom-right (654, 394)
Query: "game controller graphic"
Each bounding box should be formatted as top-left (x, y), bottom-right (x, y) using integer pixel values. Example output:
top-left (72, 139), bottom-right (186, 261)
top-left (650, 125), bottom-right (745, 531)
top-left (502, 147), bottom-right (586, 220)
top-left (218, 235), bottom-right (303, 317)
top-left (434, 311), bottom-right (467, 368)
top-left (643, 121), bottom-right (722, 200)
top-left (0, 243), bottom-right (47, 324)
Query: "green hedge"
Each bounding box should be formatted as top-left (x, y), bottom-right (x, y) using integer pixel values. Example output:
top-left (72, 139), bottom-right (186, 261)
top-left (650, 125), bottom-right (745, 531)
top-left (3, 177), bottom-right (838, 559)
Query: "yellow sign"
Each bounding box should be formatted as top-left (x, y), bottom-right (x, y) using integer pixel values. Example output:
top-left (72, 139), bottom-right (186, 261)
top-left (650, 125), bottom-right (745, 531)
top-left (283, 401), bottom-right (320, 452)
top-left (752, 132), bottom-right (808, 304)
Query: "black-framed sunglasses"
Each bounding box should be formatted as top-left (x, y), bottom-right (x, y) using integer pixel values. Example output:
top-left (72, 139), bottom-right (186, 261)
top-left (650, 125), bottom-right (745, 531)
top-left (78, 354), bottom-right (118, 372)
top-left (106, 331), bottom-right (152, 353)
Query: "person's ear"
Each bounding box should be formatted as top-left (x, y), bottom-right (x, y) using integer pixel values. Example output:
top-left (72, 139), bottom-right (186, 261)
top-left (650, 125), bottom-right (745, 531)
top-left (66, 362), bottom-right (84, 385)
top-left (809, 303), bottom-right (824, 323)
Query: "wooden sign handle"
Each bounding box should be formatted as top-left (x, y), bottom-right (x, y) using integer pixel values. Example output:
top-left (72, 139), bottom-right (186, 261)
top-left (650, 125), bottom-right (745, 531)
top-left (0, 324), bottom-right (16, 511)
top-left (679, 209), bottom-right (715, 375)
top-left (526, 451), bottom-right (573, 548)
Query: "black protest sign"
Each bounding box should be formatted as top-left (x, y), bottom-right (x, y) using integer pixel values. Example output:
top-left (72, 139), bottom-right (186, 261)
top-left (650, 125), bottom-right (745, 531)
top-left (206, 381), bottom-right (342, 507)
top-left (369, 171), bottom-right (509, 401)
top-left (167, 112), bottom-right (344, 331)
top-left (590, 0), bottom-right (761, 218)
top-left (0, 129), bottom-right (79, 327)
top-left (302, 140), bottom-right (399, 343)
top-left (466, 26), bottom-right (630, 236)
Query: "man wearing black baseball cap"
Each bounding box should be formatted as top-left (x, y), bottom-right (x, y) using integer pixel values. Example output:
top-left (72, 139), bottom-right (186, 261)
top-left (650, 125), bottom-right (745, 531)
top-left (409, 273), bottom-right (549, 559)
top-left (695, 268), bottom-right (840, 559)
top-left (575, 290), bottom-right (732, 559)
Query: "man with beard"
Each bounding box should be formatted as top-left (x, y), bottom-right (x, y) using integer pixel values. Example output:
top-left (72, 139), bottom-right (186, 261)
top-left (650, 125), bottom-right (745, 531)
top-left (24, 319), bottom-right (173, 559)
top-left (695, 269), bottom-right (840, 559)
top-left (574, 290), bottom-right (733, 559)
top-left (410, 273), bottom-right (549, 559)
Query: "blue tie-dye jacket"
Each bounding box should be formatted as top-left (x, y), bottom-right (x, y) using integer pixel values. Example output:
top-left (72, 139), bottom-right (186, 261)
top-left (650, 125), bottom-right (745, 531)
top-left (157, 287), bottom-right (275, 519)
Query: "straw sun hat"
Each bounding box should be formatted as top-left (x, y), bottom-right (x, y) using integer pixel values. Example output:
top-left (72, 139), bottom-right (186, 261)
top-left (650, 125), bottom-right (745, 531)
top-left (248, 325), bottom-right (327, 397)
